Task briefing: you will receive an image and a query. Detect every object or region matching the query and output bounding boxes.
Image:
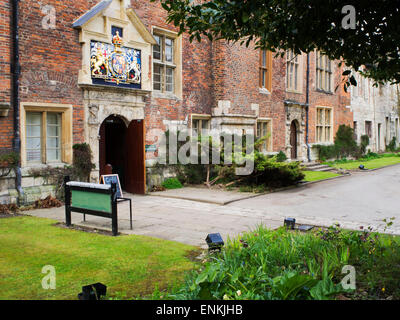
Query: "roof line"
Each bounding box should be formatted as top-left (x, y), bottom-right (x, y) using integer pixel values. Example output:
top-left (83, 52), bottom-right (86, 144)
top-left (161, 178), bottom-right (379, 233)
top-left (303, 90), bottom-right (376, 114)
top-left (72, 0), bottom-right (113, 28)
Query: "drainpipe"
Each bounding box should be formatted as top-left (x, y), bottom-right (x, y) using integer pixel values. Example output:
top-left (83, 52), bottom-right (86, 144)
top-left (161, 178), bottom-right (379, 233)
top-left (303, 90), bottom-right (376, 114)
top-left (11, 0), bottom-right (24, 203)
top-left (305, 53), bottom-right (311, 162)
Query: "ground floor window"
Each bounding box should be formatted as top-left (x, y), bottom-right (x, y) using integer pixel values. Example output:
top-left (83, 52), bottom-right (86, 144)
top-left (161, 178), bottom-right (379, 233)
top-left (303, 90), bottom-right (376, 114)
top-left (21, 103), bottom-right (73, 167)
top-left (256, 120), bottom-right (272, 152)
top-left (316, 107), bottom-right (333, 143)
top-left (26, 112), bottom-right (62, 162)
top-left (191, 115), bottom-right (211, 137)
top-left (365, 121), bottom-right (372, 139)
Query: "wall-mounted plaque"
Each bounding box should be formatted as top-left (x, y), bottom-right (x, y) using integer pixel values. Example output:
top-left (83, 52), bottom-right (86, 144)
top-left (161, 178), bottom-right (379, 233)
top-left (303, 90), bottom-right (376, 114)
top-left (90, 31), bottom-right (141, 89)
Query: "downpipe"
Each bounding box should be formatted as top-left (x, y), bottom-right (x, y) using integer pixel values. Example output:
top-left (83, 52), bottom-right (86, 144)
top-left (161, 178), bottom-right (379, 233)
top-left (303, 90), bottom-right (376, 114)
top-left (11, 0), bottom-right (24, 203)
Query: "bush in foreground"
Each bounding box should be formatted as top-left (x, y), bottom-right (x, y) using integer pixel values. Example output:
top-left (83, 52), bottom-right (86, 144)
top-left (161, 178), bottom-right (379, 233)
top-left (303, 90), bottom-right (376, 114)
top-left (158, 224), bottom-right (400, 300)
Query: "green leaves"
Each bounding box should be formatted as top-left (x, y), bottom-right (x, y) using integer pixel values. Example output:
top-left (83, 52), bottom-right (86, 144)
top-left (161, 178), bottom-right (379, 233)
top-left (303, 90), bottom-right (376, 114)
top-left (156, 0), bottom-right (400, 84)
top-left (309, 278), bottom-right (347, 300)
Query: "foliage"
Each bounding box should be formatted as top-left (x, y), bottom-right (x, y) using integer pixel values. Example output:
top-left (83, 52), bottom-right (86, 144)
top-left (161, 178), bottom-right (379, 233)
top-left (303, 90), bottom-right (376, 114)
top-left (334, 125), bottom-right (358, 158)
top-left (72, 143), bottom-right (96, 182)
top-left (152, 0), bottom-right (400, 86)
top-left (33, 195), bottom-right (63, 209)
top-left (386, 137), bottom-right (397, 152)
top-left (162, 177), bottom-right (183, 189)
top-left (0, 150), bottom-right (20, 177)
top-left (28, 144), bottom-right (96, 200)
top-left (360, 135), bottom-right (370, 155)
top-left (0, 203), bottom-right (19, 215)
top-left (276, 151), bottom-right (287, 162)
top-left (161, 224), bottom-right (400, 300)
top-left (313, 125), bottom-right (365, 160)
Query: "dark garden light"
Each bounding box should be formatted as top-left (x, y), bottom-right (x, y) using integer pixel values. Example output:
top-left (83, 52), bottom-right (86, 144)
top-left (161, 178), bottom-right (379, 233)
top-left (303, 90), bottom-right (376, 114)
top-left (284, 218), bottom-right (296, 230)
top-left (205, 233), bottom-right (224, 251)
top-left (78, 283), bottom-right (107, 300)
top-left (359, 164), bottom-right (365, 170)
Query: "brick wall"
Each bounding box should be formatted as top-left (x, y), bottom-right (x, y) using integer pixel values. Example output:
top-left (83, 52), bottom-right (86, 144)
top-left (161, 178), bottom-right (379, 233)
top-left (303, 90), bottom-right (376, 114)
top-left (17, 0), bottom-right (99, 145)
top-left (0, 0), bottom-right (13, 150)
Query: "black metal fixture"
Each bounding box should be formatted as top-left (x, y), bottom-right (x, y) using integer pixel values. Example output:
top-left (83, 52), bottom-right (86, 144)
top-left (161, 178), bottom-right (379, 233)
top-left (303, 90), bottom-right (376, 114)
top-left (284, 218), bottom-right (296, 230)
top-left (206, 233), bottom-right (224, 251)
top-left (359, 164), bottom-right (365, 170)
top-left (78, 283), bottom-right (107, 300)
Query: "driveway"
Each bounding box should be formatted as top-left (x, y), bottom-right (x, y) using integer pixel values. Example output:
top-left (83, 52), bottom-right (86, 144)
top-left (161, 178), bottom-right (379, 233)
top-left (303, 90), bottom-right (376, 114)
top-left (28, 164), bottom-right (400, 247)
top-left (229, 164), bottom-right (400, 235)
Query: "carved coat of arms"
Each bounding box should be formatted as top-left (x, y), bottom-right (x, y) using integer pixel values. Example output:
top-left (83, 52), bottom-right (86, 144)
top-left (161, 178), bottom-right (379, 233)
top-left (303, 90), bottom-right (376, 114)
top-left (90, 32), bottom-right (141, 86)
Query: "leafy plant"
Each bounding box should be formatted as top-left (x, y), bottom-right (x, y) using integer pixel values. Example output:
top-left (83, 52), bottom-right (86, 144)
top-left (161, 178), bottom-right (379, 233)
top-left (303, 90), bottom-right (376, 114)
top-left (276, 151), bottom-right (287, 162)
top-left (72, 143), bottom-right (96, 182)
top-left (162, 177), bottom-right (183, 189)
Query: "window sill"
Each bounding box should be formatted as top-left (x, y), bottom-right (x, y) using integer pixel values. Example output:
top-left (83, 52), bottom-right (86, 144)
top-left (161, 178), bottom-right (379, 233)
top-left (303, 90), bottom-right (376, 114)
top-left (21, 162), bottom-right (68, 176)
top-left (152, 91), bottom-right (181, 101)
top-left (286, 89), bottom-right (303, 94)
top-left (315, 89), bottom-right (333, 95)
top-left (259, 88), bottom-right (271, 95)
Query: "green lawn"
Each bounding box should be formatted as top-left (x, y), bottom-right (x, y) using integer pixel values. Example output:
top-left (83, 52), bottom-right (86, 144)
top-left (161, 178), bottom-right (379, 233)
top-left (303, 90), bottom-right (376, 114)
top-left (329, 156), bottom-right (400, 170)
top-left (302, 171), bottom-right (341, 182)
top-left (0, 216), bottom-right (198, 300)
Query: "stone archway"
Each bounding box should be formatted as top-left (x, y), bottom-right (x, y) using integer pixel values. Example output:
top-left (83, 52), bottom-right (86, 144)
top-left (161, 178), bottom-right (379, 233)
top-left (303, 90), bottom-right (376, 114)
top-left (285, 102), bottom-right (306, 161)
top-left (83, 87), bottom-right (147, 194)
top-left (290, 120), bottom-right (298, 159)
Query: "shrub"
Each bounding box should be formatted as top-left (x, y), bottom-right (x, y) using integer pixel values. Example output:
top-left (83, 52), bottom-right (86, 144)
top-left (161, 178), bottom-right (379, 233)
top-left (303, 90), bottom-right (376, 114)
top-left (73, 143), bottom-right (96, 182)
top-left (162, 177), bottom-right (183, 189)
top-left (360, 135), bottom-right (370, 155)
top-left (244, 152), bottom-right (304, 188)
top-left (161, 225), bottom-right (400, 300)
top-left (386, 137), bottom-right (397, 152)
top-left (276, 151), bottom-right (287, 162)
top-left (334, 125), bottom-right (358, 158)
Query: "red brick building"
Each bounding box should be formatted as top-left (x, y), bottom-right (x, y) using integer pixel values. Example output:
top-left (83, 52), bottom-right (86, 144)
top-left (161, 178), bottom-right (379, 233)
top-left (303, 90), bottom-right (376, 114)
top-left (0, 0), bottom-right (353, 204)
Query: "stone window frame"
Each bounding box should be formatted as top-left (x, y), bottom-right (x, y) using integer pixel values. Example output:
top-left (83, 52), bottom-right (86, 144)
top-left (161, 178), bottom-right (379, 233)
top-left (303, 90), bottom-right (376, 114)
top-left (316, 106), bottom-right (333, 143)
top-left (286, 50), bottom-right (303, 93)
top-left (256, 118), bottom-right (273, 152)
top-left (365, 121), bottom-right (373, 139)
top-left (316, 51), bottom-right (333, 93)
top-left (151, 26), bottom-right (183, 99)
top-left (259, 50), bottom-right (272, 92)
top-left (191, 114), bottom-right (211, 137)
top-left (20, 102), bottom-right (73, 167)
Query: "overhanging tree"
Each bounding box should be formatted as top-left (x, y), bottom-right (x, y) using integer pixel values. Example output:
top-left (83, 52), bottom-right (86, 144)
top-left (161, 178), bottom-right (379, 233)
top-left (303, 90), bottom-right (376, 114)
top-left (151, 0), bottom-right (400, 87)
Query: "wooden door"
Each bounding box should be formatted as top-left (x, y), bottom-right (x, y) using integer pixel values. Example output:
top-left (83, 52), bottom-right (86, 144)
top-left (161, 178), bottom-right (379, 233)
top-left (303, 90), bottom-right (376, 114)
top-left (99, 122), bottom-right (106, 176)
top-left (290, 121), bottom-right (297, 159)
top-left (125, 119), bottom-right (146, 194)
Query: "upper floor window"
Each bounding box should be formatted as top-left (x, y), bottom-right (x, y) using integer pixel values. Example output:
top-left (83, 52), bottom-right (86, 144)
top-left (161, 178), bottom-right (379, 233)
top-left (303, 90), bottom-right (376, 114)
top-left (153, 34), bottom-right (175, 93)
top-left (316, 107), bottom-right (333, 143)
top-left (260, 50), bottom-right (272, 92)
top-left (286, 50), bottom-right (301, 92)
top-left (316, 52), bottom-right (333, 92)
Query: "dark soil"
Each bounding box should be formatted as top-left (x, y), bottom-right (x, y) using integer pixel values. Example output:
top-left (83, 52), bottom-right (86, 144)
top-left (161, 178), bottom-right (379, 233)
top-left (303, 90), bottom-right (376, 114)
top-left (54, 222), bottom-right (119, 236)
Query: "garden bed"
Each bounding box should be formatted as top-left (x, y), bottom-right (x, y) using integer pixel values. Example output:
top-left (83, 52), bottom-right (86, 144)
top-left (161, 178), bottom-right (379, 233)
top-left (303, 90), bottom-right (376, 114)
top-left (154, 224), bottom-right (400, 300)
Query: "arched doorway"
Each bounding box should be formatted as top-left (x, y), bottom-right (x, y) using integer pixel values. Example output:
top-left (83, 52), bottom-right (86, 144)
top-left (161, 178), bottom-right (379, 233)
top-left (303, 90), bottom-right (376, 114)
top-left (290, 120), bottom-right (298, 159)
top-left (99, 115), bottom-right (146, 194)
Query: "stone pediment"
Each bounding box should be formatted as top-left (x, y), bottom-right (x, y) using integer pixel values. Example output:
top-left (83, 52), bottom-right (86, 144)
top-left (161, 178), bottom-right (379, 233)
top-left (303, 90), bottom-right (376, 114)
top-left (73, 0), bottom-right (156, 92)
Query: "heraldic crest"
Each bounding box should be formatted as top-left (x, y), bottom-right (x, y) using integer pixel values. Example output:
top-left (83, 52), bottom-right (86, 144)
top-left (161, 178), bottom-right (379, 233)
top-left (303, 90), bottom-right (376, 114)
top-left (90, 31), bottom-right (141, 86)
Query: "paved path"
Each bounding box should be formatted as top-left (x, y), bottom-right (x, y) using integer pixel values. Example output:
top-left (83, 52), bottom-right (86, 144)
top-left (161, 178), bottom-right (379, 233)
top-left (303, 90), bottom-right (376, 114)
top-left (28, 164), bottom-right (400, 247)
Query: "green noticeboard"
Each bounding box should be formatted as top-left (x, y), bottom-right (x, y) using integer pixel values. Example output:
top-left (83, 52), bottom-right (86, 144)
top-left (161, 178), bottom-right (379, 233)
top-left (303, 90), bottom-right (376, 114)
top-left (71, 190), bottom-right (111, 213)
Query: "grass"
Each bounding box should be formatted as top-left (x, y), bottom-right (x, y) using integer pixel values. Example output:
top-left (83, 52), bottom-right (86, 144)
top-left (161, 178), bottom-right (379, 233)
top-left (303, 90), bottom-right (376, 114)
top-left (325, 153), bottom-right (400, 170)
top-left (156, 224), bottom-right (400, 300)
top-left (302, 171), bottom-right (341, 182)
top-left (0, 216), bottom-right (198, 300)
